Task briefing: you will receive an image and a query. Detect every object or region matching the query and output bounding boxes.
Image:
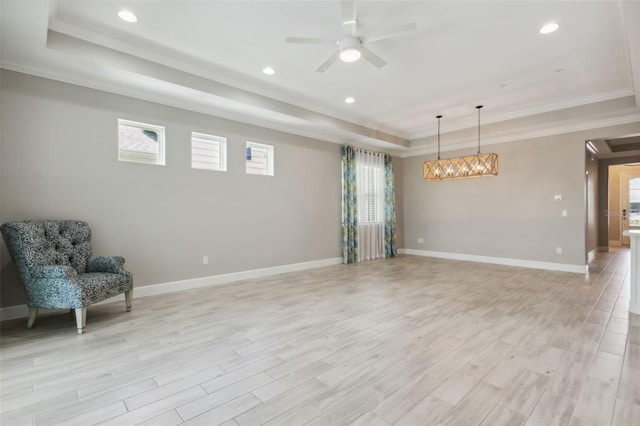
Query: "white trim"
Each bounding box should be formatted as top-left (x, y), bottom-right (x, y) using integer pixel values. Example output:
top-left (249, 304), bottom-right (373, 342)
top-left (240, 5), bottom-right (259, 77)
top-left (117, 118), bottom-right (166, 165)
top-left (0, 305), bottom-right (31, 322)
top-left (4, 61), bottom-right (637, 159)
top-left (398, 248), bottom-right (587, 274)
top-left (191, 131), bottom-right (228, 172)
top-left (588, 249), bottom-right (598, 262)
top-left (0, 257), bottom-right (343, 322)
top-left (409, 89), bottom-right (636, 141)
top-left (246, 141), bottom-right (275, 176)
top-left (399, 112), bottom-right (640, 158)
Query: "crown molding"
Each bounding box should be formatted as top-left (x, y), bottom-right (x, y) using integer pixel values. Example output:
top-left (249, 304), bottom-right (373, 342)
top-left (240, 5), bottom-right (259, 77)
top-left (409, 89), bottom-right (636, 140)
top-left (399, 112), bottom-right (640, 158)
top-left (1, 61), bottom-right (409, 152)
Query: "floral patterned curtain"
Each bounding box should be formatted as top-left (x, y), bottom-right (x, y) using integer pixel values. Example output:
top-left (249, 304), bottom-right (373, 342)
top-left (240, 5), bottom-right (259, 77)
top-left (341, 146), bottom-right (358, 264)
top-left (384, 154), bottom-right (397, 258)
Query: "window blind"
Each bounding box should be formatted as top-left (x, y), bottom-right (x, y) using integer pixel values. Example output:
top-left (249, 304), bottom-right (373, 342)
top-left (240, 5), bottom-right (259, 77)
top-left (192, 132), bottom-right (227, 171)
top-left (246, 141), bottom-right (274, 176)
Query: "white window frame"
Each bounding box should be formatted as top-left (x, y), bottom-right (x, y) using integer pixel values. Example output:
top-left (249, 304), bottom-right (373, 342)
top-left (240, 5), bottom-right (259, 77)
top-left (357, 163), bottom-right (384, 224)
top-left (246, 141), bottom-right (274, 176)
top-left (191, 132), bottom-right (227, 172)
top-left (118, 119), bottom-right (165, 165)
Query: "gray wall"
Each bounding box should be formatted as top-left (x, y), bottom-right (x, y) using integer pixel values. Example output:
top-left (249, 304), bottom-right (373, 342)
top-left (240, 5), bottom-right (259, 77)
top-left (2, 69), bottom-right (638, 309)
top-left (1, 70), bottom-right (348, 307)
top-left (393, 156), bottom-right (404, 250)
top-left (402, 123), bottom-right (640, 267)
top-left (585, 149), bottom-right (598, 255)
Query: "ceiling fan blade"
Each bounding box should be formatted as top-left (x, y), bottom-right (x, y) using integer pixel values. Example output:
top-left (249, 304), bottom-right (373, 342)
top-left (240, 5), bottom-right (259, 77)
top-left (285, 37), bottom-right (333, 44)
top-left (360, 22), bottom-right (418, 44)
top-left (315, 50), bottom-right (340, 73)
top-left (360, 46), bottom-right (387, 68)
top-left (342, 0), bottom-right (356, 36)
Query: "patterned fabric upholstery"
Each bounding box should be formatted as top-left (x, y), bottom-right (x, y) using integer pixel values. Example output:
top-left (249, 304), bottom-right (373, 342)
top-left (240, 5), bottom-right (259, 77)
top-left (1, 220), bottom-right (133, 309)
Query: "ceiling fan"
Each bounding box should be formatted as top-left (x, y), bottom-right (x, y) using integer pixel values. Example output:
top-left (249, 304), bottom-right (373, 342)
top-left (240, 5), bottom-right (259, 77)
top-left (285, 0), bottom-right (418, 73)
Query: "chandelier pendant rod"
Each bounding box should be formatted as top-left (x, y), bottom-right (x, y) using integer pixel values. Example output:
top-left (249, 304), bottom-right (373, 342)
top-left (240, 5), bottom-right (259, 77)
top-left (436, 115), bottom-right (442, 160)
top-left (476, 105), bottom-right (482, 155)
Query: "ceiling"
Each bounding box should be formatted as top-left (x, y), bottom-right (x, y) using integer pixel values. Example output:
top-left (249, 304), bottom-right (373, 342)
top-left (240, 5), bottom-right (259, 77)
top-left (2, 0), bottom-right (639, 157)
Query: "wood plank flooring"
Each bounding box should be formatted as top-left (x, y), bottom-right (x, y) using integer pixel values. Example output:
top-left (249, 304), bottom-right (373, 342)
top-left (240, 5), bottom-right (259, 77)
top-left (1, 250), bottom-right (639, 425)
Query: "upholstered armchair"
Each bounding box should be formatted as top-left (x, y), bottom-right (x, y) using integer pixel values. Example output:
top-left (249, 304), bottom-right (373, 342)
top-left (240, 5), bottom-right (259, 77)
top-left (1, 220), bottom-right (133, 334)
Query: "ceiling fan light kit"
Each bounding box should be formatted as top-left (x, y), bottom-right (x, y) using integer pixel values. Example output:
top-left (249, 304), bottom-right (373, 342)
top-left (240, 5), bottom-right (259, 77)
top-left (424, 106), bottom-right (499, 182)
top-left (338, 37), bottom-right (361, 62)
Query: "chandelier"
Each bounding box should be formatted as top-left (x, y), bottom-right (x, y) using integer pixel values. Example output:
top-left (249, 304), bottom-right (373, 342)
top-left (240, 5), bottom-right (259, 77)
top-left (424, 106), bottom-right (498, 181)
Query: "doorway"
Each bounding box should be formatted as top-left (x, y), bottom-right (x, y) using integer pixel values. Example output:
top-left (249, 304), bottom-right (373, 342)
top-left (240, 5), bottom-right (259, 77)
top-left (607, 164), bottom-right (640, 248)
top-left (620, 172), bottom-right (640, 246)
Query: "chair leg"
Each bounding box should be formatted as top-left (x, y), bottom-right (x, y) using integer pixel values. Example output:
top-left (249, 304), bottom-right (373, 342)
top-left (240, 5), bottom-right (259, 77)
top-left (125, 289), bottom-right (133, 312)
top-left (75, 308), bottom-right (87, 335)
top-left (26, 308), bottom-right (38, 329)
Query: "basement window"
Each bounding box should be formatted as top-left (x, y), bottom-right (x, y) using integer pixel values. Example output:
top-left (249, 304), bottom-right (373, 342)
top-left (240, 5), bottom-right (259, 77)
top-left (191, 132), bottom-right (227, 171)
top-left (118, 119), bottom-right (165, 165)
top-left (246, 141), bottom-right (274, 176)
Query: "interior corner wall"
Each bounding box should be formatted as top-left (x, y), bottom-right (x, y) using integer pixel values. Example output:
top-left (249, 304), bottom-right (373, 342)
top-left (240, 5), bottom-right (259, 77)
top-left (585, 150), bottom-right (598, 255)
top-left (0, 70), bottom-right (344, 308)
top-left (402, 122), bottom-right (640, 268)
top-left (608, 166), bottom-right (622, 243)
top-left (392, 155), bottom-right (404, 250)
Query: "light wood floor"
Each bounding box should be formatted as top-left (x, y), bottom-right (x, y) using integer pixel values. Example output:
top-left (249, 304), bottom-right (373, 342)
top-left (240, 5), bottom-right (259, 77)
top-left (1, 251), bottom-right (640, 426)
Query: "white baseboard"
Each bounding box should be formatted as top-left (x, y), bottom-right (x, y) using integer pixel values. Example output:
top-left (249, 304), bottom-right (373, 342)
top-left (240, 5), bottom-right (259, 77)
top-left (587, 249), bottom-right (598, 262)
top-left (399, 248), bottom-right (587, 274)
top-left (133, 257), bottom-right (343, 298)
top-left (0, 257), bottom-right (343, 322)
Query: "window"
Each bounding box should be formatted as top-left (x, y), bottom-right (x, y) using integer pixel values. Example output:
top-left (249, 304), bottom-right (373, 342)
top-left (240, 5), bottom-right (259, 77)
top-left (118, 119), bottom-right (165, 165)
top-left (358, 165), bottom-right (383, 223)
top-left (356, 151), bottom-right (385, 224)
top-left (246, 141), bottom-right (274, 176)
top-left (191, 132), bottom-right (227, 171)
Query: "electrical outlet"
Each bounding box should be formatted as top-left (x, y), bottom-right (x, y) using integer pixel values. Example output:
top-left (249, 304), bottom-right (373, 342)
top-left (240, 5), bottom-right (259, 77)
top-left (417, 238), bottom-right (425, 244)
top-left (554, 194), bottom-right (562, 201)
top-left (562, 210), bottom-right (568, 217)
top-left (556, 247), bottom-right (562, 254)
top-left (203, 256), bottom-right (209, 265)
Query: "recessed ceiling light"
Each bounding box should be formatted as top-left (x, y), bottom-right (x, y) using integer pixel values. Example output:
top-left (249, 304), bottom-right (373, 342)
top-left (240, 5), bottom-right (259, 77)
top-left (118, 10), bottom-right (137, 23)
top-left (539, 22), bottom-right (559, 34)
top-left (345, 97), bottom-right (355, 104)
top-left (262, 67), bottom-right (275, 75)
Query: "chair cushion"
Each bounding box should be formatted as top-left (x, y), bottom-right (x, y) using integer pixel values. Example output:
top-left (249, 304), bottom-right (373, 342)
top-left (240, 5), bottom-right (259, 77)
top-left (77, 273), bottom-right (133, 305)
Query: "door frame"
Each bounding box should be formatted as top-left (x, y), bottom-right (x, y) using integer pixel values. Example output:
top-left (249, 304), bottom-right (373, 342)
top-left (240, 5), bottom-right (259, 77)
top-left (620, 171), bottom-right (640, 245)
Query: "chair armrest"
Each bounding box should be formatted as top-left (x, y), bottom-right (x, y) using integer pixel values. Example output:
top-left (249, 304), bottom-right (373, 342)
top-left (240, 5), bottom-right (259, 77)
top-left (31, 265), bottom-right (78, 280)
top-left (87, 256), bottom-right (128, 274)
